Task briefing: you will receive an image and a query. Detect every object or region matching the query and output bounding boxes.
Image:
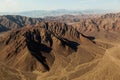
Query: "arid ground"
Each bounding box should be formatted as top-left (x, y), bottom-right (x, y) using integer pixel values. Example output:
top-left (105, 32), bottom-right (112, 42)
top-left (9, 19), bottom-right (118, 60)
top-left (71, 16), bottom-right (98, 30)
top-left (0, 13), bottom-right (120, 80)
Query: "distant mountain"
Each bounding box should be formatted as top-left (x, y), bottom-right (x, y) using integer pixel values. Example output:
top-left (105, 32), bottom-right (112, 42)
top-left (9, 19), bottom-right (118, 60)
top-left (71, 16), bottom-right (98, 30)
top-left (1, 12), bottom-right (120, 33)
top-left (0, 9), bottom-right (112, 18)
top-left (0, 15), bottom-right (42, 32)
top-left (72, 12), bottom-right (120, 34)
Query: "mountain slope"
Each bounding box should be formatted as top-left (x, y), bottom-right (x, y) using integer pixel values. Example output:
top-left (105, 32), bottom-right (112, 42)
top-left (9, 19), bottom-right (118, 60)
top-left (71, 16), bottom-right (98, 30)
top-left (72, 13), bottom-right (120, 33)
top-left (0, 22), bottom-right (107, 80)
top-left (0, 15), bottom-right (42, 32)
top-left (1, 13), bottom-right (120, 80)
top-left (74, 43), bottom-right (120, 80)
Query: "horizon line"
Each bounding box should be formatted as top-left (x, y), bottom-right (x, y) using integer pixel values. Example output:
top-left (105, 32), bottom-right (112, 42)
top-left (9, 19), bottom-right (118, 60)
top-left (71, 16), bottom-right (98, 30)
top-left (0, 9), bottom-right (119, 13)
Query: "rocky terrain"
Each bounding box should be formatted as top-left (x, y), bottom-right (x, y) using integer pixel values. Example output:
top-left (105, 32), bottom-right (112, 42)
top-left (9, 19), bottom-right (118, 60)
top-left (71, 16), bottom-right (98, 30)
top-left (0, 13), bottom-right (120, 80)
top-left (43, 14), bottom-right (100, 23)
top-left (0, 14), bottom-right (101, 33)
top-left (0, 15), bottom-right (42, 32)
top-left (72, 13), bottom-right (120, 33)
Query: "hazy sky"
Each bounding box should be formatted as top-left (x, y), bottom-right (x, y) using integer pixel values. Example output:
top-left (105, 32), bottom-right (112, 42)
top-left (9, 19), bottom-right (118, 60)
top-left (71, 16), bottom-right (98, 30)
top-left (0, 0), bottom-right (120, 12)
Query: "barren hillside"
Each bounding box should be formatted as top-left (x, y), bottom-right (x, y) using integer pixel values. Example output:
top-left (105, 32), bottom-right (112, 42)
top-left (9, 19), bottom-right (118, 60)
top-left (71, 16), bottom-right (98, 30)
top-left (0, 13), bottom-right (120, 80)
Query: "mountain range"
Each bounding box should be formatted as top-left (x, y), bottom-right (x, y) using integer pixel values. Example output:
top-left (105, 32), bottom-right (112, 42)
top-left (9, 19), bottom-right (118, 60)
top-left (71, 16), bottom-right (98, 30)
top-left (0, 9), bottom-right (113, 18)
top-left (0, 12), bottom-right (120, 80)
